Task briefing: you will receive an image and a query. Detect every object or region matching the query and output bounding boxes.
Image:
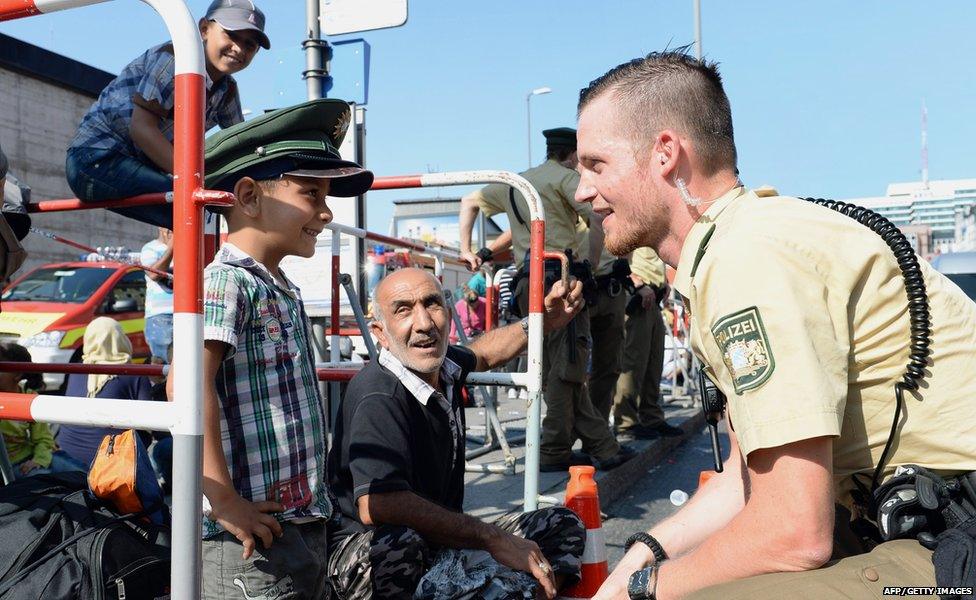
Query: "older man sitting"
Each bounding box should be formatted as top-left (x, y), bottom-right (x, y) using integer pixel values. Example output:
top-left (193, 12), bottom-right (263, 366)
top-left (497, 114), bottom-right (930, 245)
top-left (327, 267), bottom-right (588, 599)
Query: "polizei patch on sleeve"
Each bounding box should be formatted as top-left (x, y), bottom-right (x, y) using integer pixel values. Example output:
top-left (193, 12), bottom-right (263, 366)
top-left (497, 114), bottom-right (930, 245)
top-left (711, 306), bottom-right (775, 394)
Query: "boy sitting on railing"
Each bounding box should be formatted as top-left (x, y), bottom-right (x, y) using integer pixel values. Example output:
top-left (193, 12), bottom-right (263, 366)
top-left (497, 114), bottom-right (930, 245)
top-left (65, 0), bottom-right (270, 229)
top-left (186, 99), bottom-right (372, 600)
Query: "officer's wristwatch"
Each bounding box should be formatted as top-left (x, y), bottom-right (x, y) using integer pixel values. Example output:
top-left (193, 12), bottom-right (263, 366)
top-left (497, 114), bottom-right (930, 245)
top-left (520, 317), bottom-right (530, 337)
top-left (627, 565), bottom-right (659, 600)
top-left (476, 247), bottom-right (494, 262)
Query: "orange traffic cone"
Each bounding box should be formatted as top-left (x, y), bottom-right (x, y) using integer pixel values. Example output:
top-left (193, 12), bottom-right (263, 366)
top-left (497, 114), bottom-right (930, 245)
top-left (560, 466), bottom-right (608, 599)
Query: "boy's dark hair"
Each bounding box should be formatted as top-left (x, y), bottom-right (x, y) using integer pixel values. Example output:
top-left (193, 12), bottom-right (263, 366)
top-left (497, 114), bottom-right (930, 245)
top-left (210, 177), bottom-right (279, 217)
top-left (578, 49), bottom-right (737, 175)
top-left (0, 342), bottom-right (44, 391)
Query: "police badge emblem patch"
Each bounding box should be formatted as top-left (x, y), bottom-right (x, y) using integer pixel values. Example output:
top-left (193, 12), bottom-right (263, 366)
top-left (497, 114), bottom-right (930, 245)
top-left (711, 306), bottom-right (774, 393)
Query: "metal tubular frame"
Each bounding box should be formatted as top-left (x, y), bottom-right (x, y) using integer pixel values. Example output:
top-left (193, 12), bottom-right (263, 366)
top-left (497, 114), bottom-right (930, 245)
top-left (445, 289), bottom-right (516, 474)
top-left (662, 292), bottom-right (699, 407)
top-left (0, 1), bottom-right (210, 596)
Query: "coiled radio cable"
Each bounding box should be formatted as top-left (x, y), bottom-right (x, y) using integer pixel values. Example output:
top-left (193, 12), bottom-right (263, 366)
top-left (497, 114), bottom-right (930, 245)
top-left (804, 198), bottom-right (932, 496)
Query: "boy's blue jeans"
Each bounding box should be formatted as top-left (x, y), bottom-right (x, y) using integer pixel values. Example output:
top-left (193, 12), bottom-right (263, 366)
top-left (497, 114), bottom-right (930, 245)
top-left (144, 313), bottom-right (173, 361)
top-left (66, 146), bottom-right (174, 229)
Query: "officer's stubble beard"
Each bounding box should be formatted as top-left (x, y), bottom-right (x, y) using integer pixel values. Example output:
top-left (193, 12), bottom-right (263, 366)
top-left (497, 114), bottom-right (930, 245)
top-left (603, 167), bottom-right (669, 258)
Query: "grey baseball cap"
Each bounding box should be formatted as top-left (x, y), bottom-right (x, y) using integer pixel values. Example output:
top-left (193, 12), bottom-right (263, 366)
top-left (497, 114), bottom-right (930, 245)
top-left (205, 0), bottom-right (270, 50)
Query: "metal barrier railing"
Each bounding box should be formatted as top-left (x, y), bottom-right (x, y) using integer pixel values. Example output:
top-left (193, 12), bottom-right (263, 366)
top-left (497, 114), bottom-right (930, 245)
top-left (662, 292), bottom-right (699, 406)
top-left (1, 1), bottom-right (217, 596)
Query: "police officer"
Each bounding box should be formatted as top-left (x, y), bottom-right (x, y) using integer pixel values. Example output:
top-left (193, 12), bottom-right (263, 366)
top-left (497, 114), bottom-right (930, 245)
top-left (612, 247), bottom-right (683, 441)
top-left (459, 128), bottom-right (634, 472)
top-left (587, 238), bottom-right (628, 424)
top-left (576, 51), bottom-right (976, 599)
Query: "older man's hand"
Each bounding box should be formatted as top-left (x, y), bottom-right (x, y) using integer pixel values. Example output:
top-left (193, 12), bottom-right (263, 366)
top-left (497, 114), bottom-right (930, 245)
top-left (542, 278), bottom-right (584, 333)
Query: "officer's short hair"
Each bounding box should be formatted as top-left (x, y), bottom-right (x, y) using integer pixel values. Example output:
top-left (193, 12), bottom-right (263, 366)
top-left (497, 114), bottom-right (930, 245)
top-left (546, 145), bottom-right (575, 162)
top-left (578, 49), bottom-right (737, 176)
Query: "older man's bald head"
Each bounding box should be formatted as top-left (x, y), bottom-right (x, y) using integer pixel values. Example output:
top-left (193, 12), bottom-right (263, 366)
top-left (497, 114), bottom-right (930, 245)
top-left (373, 268), bottom-right (443, 322)
top-left (370, 267), bottom-right (451, 376)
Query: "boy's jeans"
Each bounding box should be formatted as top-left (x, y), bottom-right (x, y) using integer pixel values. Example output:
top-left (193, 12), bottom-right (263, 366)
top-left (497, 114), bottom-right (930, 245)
top-left (66, 146), bottom-right (174, 229)
top-left (202, 521), bottom-right (329, 600)
top-left (144, 313), bottom-right (173, 361)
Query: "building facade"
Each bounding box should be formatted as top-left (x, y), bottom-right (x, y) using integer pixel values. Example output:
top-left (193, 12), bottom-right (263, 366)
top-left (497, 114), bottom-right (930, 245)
top-left (1, 33), bottom-right (156, 274)
top-left (847, 178), bottom-right (976, 255)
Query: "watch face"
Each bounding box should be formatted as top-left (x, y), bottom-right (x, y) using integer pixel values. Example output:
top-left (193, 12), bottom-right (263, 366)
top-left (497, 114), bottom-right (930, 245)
top-left (628, 568), bottom-right (651, 599)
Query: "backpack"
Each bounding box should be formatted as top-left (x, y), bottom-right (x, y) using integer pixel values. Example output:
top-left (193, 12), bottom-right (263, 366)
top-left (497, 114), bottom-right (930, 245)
top-left (0, 472), bottom-right (170, 600)
top-left (89, 429), bottom-right (168, 527)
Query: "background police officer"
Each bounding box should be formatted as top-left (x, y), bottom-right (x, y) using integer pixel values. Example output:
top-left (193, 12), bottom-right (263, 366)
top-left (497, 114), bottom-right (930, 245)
top-left (575, 51), bottom-right (976, 599)
top-left (612, 247), bottom-right (683, 442)
top-left (459, 128), bottom-right (634, 472)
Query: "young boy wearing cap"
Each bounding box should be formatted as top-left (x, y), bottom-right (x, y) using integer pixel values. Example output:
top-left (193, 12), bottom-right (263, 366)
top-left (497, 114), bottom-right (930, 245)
top-left (192, 98), bottom-right (373, 599)
top-left (65, 0), bottom-right (270, 229)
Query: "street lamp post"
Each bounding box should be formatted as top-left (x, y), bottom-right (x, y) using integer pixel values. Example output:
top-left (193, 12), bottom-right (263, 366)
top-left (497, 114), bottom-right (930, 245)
top-left (526, 87), bottom-right (552, 168)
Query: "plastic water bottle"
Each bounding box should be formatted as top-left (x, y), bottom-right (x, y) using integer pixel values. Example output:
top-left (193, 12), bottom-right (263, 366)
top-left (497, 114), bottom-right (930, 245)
top-left (669, 489), bottom-right (689, 506)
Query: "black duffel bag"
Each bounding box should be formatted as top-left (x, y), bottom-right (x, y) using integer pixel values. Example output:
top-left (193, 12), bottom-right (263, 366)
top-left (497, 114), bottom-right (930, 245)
top-left (0, 471), bottom-right (170, 600)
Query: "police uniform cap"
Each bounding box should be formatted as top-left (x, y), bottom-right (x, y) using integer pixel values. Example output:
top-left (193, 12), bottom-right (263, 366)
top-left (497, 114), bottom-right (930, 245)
top-left (543, 127), bottom-right (577, 151)
top-left (205, 98), bottom-right (373, 197)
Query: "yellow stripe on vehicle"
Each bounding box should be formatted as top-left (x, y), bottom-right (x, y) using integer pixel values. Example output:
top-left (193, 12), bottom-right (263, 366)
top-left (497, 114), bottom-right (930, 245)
top-left (60, 317), bottom-right (146, 349)
top-left (0, 312), bottom-right (66, 337)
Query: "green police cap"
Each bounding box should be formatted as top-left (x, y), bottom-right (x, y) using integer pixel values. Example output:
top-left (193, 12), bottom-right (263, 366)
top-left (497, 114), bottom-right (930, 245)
top-left (205, 98), bottom-right (373, 197)
top-left (543, 127), bottom-right (577, 151)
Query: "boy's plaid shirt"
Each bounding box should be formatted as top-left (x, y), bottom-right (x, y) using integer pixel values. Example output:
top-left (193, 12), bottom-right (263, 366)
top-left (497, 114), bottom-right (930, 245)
top-left (70, 43), bottom-right (242, 161)
top-left (202, 243), bottom-right (332, 538)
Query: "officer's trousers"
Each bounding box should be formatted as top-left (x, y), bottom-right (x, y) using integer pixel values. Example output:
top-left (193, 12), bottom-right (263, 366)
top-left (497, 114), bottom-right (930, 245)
top-left (516, 281), bottom-right (619, 465)
top-left (688, 539), bottom-right (935, 599)
top-left (588, 289), bottom-right (627, 421)
top-left (613, 300), bottom-right (667, 431)
top-left (539, 307), bottom-right (620, 464)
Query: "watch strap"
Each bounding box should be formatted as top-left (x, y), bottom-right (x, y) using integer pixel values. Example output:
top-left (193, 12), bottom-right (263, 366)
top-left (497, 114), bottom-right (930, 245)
top-left (625, 532), bottom-right (668, 564)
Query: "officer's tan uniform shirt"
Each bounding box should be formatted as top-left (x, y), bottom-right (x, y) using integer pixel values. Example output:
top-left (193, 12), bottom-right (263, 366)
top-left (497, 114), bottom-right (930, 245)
top-left (630, 247), bottom-right (666, 288)
top-left (673, 186), bottom-right (976, 507)
top-left (472, 159), bottom-right (590, 269)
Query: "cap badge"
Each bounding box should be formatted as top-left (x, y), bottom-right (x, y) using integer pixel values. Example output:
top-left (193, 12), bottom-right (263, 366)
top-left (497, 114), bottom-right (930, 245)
top-left (334, 109), bottom-right (351, 141)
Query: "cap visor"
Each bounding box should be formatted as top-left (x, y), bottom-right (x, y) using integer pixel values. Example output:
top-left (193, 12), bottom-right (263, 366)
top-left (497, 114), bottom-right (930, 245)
top-left (284, 162), bottom-right (374, 197)
top-left (212, 18), bottom-right (271, 49)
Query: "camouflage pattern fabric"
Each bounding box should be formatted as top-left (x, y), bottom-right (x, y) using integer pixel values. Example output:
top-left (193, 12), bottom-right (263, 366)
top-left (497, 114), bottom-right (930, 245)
top-left (328, 506), bottom-right (584, 599)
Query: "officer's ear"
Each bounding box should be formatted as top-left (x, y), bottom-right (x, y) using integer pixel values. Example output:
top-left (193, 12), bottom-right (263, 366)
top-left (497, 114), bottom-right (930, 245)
top-left (653, 131), bottom-right (681, 179)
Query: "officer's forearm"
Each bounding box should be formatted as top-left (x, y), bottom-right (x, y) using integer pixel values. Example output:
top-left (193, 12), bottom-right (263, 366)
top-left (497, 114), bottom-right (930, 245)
top-left (607, 430), bottom-right (747, 591)
top-left (488, 229), bottom-right (512, 254)
top-left (459, 195), bottom-right (480, 252)
top-left (641, 454), bottom-right (745, 563)
top-left (653, 439), bottom-right (835, 600)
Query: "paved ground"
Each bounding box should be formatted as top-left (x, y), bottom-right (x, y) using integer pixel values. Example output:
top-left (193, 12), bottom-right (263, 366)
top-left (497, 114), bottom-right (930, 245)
top-left (602, 426), bottom-right (730, 564)
top-left (460, 385), bottom-right (704, 523)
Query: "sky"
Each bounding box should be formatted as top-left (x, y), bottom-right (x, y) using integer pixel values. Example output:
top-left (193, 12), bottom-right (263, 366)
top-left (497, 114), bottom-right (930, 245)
top-left (3, 1), bottom-right (975, 233)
